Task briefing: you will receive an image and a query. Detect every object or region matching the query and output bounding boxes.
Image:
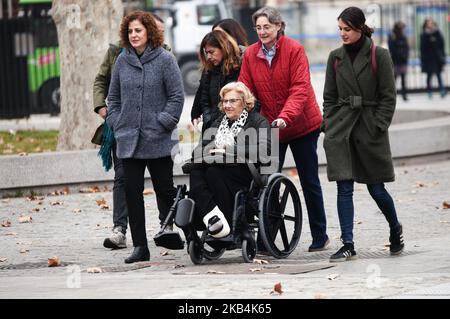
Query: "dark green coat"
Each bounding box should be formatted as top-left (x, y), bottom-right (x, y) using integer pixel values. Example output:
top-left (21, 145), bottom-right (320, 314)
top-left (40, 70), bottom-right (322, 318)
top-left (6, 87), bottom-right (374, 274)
top-left (322, 37), bottom-right (396, 184)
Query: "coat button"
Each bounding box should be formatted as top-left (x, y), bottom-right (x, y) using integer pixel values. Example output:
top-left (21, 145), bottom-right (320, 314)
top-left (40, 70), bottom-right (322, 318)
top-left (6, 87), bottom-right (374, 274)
top-left (137, 106), bottom-right (140, 111)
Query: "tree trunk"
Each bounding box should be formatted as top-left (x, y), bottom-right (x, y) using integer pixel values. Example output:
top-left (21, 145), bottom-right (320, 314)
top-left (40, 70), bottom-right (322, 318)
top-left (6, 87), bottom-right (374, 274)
top-left (51, 0), bottom-right (123, 150)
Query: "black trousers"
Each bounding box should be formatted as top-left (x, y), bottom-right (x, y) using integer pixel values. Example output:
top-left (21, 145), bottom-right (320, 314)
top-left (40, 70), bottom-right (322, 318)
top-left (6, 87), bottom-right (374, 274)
top-left (112, 142), bottom-right (128, 233)
top-left (189, 165), bottom-right (253, 228)
top-left (123, 157), bottom-right (177, 247)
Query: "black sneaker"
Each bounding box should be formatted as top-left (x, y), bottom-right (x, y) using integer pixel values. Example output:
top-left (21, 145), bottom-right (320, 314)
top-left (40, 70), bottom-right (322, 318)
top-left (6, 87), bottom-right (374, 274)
top-left (330, 243), bottom-right (357, 262)
top-left (389, 224), bottom-right (404, 255)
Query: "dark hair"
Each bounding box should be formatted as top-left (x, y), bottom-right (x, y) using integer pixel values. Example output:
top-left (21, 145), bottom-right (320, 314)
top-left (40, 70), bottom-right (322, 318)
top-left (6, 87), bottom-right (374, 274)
top-left (199, 30), bottom-right (240, 75)
top-left (338, 6), bottom-right (373, 38)
top-left (393, 21), bottom-right (405, 38)
top-left (422, 18), bottom-right (437, 32)
top-left (212, 19), bottom-right (249, 46)
top-left (152, 13), bottom-right (164, 24)
top-left (119, 11), bottom-right (163, 48)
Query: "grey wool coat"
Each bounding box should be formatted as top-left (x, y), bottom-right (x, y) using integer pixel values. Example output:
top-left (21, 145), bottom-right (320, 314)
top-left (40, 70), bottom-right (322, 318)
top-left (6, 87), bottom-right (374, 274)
top-left (106, 46), bottom-right (184, 159)
top-left (322, 36), bottom-right (396, 184)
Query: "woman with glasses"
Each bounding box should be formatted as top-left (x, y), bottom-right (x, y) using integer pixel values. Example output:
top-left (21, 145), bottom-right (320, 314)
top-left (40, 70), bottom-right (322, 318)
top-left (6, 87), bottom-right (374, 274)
top-left (239, 6), bottom-right (329, 253)
top-left (191, 30), bottom-right (242, 133)
top-left (186, 82), bottom-right (271, 238)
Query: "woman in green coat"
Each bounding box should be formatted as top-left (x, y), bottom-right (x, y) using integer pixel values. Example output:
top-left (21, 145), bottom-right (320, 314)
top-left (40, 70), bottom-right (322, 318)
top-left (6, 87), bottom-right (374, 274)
top-left (322, 7), bottom-right (404, 262)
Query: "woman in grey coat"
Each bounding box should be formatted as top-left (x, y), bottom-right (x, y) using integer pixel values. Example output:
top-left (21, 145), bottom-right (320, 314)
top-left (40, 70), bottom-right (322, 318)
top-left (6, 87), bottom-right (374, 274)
top-left (322, 7), bottom-right (404, 262)
top-left (107, 11), bottom-right (184, 263)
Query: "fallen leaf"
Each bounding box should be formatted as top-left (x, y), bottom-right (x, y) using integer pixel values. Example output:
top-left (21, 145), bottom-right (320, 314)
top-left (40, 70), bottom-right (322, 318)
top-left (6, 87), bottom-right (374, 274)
top-left (18, 216), bottom-right (32, 223)
top-left (86, 267), bottom-right (103, 273)
top-left (249, 268), bottom-right (262, 272)
top-left (50, 201), bottom-right (63, 206)
top-left (0, 257), bottom-right (7, 262)
top-left (206, 269), bottom-right (225, 274)
top-left (96, 199), bottom-right (109, 209)
top-left (415, 182), bottom-right (425, 188)
top-left (1, 220), bottom-right (11, 227)
top-left (73, 209), bottom-right (82, 213)
top-left (18, 152), bottom-right (28, 156)
top-left (100, 204), bottom-right (109, 210)
top-left (439, 220), bottom-right (449, 224)
top-left (37, 201), bottom-right (44, 205)
top-left (253, 258), bottom-right (269, 264)
top-left (20, 248), bottom-right (29, 254)
top-left (443, 201), bottom-right (450, 209)
top-left (173, 264), bottom-right (185, 269)
top-left (16, 241), bottom-right (32, 245)
top-left (160, 250), bottom-right (170, 256)
top-left (287, 168), bottom-right (297, 177)
top-left (48, 257), bottom-right (61, 267)
top-left (79, 186), bottom-right (101, 193)
top-left (143, 188), bottom-right (154, 195)
top-left (383, 241), bottom-right (390, 247)
top-left (31, 208), bottom-right (40, 212)
top-left (271, 282), bottom-right (283, 295)
top-left (4, 232), bottom-right (17, 236)
top-left (314, 293), bottom-right (327, 299)
top-left (326, 273), bottom-right (340, 280)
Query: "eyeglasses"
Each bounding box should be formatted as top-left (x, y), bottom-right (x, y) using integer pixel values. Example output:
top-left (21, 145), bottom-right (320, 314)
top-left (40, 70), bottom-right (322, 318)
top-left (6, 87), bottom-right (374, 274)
top-left (253, 24), bottom-right (275, 32)
top-left (221, 98), bottom-right (242, 105)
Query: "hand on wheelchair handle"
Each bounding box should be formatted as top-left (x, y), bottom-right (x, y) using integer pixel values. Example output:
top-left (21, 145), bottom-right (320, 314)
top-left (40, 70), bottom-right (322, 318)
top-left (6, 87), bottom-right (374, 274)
top-left (271, 119), bottom-right (286, 129)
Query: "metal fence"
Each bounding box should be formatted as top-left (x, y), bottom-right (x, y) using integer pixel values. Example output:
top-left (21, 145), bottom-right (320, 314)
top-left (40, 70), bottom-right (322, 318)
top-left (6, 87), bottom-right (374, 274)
top-left (283, 0), bottom-right (450, 93)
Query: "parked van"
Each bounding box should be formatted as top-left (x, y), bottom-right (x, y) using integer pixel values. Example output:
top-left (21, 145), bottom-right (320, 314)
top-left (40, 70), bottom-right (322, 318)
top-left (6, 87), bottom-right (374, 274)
top-left (151, 0), bottom-right (232, 95)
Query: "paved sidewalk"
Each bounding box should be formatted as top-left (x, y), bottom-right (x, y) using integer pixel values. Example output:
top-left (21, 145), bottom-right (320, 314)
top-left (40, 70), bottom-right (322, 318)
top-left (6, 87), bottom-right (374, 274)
top-left (1, 159), bottom-right (450, 299)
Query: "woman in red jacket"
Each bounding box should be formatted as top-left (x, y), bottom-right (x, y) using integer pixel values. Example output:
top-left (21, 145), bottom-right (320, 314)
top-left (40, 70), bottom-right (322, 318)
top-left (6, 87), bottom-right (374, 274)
top-left (239, 6), bottom-right (329, 252)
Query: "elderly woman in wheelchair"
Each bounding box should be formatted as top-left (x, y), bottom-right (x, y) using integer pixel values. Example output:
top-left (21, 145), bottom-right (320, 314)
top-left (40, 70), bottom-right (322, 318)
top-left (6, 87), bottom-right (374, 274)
top-left (155, 82), bottom-right (303, 264)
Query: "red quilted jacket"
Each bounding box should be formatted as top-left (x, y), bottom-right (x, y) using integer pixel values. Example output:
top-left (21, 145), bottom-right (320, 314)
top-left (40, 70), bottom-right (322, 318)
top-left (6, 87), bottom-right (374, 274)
top-left (238, 35), bottom-right (322, 143)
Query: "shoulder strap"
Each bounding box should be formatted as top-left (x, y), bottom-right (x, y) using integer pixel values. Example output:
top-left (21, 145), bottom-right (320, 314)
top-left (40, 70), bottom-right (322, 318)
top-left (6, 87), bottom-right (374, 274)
top-left (371, 42), bottom-right (377, 75)
top-left (334, 42), bottom-right (378, 75)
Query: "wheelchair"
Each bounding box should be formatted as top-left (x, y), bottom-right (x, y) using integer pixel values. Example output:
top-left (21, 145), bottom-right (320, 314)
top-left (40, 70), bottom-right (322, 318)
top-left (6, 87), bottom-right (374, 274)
top-left (154, 164), bottom-right (303, 264)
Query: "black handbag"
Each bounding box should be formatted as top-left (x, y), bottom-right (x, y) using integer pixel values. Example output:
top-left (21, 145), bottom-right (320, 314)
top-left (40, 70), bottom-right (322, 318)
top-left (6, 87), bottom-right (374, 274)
top-left (91, 123), bottom-right (104, 145)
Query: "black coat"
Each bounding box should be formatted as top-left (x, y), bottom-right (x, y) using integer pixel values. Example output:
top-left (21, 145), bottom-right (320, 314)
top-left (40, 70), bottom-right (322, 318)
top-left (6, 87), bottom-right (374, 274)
top-left (191, 66), bottom-right (240, 131)
top-left (388, 33), bottom-right (409, 66)
top-left (420, 30), bottom-right (446, 73)
top-left (188, 110), bottom-right (275, 172)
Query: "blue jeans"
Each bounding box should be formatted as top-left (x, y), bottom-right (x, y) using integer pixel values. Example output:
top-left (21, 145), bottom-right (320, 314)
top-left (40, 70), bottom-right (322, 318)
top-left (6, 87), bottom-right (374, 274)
top-left (337, 181), bottom-right (400, 243)
top-left (279, 129), bottom-right (328, 243)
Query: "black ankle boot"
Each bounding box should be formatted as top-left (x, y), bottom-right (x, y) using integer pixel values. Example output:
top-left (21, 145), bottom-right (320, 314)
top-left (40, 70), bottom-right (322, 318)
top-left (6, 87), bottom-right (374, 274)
top-left (125, 246), bottom-right (150, 264)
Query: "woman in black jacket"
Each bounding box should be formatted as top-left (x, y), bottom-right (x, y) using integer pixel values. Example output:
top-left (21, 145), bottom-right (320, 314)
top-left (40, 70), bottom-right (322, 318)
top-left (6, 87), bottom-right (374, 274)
top-left (191, 30), bottom-right (242, 132)
top-left (420, 18), bottom-right (446, 98)
top-left (388, 21), bottom-right (409, 101)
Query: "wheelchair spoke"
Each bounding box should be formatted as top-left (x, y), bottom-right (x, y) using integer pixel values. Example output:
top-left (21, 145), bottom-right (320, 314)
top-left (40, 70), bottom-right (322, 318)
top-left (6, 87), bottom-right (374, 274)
top-left (278, 220), bottom-right (290, 251)
top-left (279, 187), bottom-right (289, 213)
top-left (283, 214), bottom-right (296, 222)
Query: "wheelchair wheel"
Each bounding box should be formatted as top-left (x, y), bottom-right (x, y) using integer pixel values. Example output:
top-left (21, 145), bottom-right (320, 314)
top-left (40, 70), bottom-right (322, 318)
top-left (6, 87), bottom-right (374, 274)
top-left (204, 243), bottom-right (226, 260)
top-left (188, 239), bottom-right (204, 265)
top-left (259, 174), bottom-right (302, 258)
top-left (242, 238), bottom-right (256, 263)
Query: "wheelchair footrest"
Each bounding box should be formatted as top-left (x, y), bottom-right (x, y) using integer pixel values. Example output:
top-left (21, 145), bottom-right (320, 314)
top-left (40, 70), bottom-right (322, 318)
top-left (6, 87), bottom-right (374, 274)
top-left (154, 231), bottom-right (185, 250)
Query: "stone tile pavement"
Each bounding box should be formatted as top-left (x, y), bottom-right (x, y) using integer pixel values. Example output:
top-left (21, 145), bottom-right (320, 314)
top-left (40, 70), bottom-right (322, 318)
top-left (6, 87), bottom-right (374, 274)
top-left (1, 159), bottom-right (450, 299)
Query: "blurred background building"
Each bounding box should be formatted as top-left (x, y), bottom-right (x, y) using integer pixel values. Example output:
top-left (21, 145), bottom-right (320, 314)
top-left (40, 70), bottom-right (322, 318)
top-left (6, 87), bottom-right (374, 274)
top-left (1, 0), bottom-right (449, 118)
